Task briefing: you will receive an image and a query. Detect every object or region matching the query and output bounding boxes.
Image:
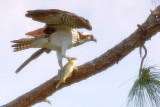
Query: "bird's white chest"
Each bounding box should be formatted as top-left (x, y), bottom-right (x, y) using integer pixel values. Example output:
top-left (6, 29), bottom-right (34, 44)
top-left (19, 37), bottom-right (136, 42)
top-left (33, 29), bottom-right (79, 50)
top-left (49, 30), bottom-right (72, 48)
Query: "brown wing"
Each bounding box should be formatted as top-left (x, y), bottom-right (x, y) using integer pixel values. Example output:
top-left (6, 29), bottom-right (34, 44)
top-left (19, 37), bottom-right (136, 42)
top-left (25, 9), bottom-right (92, 30)
top-left (25, 28), bottom-right (47, 38)
top-left (25, 27), bottom-right (56, 37)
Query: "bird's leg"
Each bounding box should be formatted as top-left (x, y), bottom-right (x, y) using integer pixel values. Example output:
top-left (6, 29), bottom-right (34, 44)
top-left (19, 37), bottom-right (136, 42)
top-left (61, 42), bottom-right (74, 60)
top-left (56, 51), bottom-right (63, 69)
top-left (61, 42), bottom-right (77, 65)
top-left (56, 51), bottom-right (66, 80)
top-left (57, 69), bottom-right (63, 80)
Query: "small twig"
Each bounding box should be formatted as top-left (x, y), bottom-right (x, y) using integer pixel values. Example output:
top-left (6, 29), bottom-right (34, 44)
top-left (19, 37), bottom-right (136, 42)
top-left (139, 46), bottom-right (142, 57)
top-left (137, 24), bottom-right (147, 58)
top-left (139, 45), bottom-right (147, 76)
top-left (44, 98), bottom-right (51, 105)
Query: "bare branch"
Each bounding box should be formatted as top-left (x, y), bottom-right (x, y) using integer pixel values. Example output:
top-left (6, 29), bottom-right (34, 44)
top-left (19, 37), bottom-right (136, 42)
top-left (2, 6), bottom-right (160, 107)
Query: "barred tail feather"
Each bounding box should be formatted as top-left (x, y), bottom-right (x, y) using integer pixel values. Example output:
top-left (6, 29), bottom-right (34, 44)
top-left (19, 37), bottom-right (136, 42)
top-left (11, 38), bottom-right (35, 52)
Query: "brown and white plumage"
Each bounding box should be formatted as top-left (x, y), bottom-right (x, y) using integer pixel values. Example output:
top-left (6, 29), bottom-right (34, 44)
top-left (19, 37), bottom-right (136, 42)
top-left (25, 9), bottom-right (92, 31)
top-left (12, 9), bottom-right (96, 73)
top-left (25, 28), bottom-right (48, 38)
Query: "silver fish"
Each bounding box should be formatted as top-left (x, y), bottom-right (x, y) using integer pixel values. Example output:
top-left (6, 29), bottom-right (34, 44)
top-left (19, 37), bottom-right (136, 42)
top-left (56, 58), bottom-right (78, 88)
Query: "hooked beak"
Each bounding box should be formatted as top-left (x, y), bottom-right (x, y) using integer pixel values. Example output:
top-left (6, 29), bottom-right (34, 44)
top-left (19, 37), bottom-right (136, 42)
top-left (92, 38), bottom-right (97, 42)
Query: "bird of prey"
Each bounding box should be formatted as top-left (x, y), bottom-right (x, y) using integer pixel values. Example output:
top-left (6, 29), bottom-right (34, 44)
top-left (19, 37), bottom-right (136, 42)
top-left (56, 58), bottom-right (78, 89)
top-left (11, 9), bottom-right (96, 73)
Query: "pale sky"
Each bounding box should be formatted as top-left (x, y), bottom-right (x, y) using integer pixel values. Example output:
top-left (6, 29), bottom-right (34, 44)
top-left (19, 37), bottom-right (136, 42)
top-left (0, 0), bottom-right (160, 107)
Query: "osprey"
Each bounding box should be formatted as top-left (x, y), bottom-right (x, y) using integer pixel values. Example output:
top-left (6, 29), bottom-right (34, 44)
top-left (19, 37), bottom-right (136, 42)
top-left (12, 9), bottom-right (96, 73)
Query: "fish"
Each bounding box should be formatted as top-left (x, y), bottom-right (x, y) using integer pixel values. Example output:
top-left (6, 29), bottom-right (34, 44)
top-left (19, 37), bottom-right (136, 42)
top-left (56, 58), bottom-right (78, 88)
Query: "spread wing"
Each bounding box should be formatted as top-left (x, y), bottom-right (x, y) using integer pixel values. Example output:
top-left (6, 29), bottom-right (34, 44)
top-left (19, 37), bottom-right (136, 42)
top-left (25, 9), bottom-right (92, 30)
top-left (25, 27), bottom-right (56, 38)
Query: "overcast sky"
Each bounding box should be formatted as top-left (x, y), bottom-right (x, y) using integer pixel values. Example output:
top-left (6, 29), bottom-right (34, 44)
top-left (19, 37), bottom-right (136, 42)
top-left (0, 0), bottom-right (160, 107)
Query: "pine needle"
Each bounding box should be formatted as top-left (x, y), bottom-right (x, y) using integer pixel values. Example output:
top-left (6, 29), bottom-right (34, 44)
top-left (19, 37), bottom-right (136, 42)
top-left (127, 67), bottom-right (160, 107)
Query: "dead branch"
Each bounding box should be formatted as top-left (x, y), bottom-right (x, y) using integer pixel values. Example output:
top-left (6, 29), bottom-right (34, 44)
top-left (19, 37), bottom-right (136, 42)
top-left (2, 6), bottom-right (160, 107)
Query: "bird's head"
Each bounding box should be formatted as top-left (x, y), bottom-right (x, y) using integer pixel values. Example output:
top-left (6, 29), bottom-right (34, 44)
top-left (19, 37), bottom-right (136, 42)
top-left (78, 32), bottom-right (97, 45)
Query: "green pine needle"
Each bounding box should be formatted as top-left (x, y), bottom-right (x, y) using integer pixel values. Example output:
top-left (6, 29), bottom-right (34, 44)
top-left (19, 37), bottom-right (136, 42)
top-left (127, 67), bottom-right (160, 107)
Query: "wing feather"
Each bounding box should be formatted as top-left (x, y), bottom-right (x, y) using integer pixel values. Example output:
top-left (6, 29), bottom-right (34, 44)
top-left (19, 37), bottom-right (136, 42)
top-left (25, 28), bottom-right (47, 38)
top-left (25, 9), bottom-right (92, 30)
top-left (25, 27), bottom-right (56, 38)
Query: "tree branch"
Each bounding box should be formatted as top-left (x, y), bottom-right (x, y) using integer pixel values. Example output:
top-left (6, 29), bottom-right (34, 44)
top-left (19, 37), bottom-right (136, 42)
top-left (2, 6), bottom-right (160, 107)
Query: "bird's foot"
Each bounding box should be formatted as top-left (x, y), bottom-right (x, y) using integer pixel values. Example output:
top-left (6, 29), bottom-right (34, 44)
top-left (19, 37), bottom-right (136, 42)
top-left (63, 55), bottom-right (77, 61)
top-left (63, 55), bottom-right (70, 60)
